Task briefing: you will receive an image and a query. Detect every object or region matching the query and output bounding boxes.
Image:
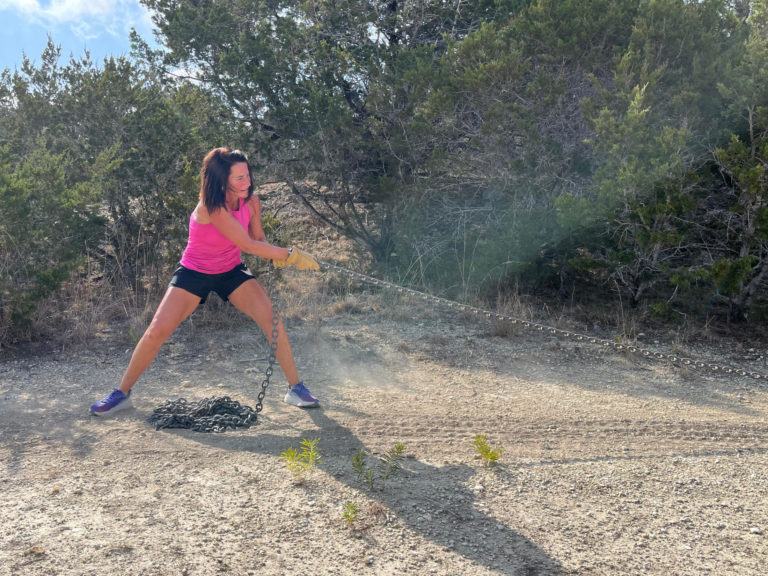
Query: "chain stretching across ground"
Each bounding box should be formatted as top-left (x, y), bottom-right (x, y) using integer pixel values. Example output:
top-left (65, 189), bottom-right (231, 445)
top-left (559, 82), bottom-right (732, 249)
top-left (319, 261), bottom-right (768, 383)
top-left (148, 259), bottom-right (766, 432)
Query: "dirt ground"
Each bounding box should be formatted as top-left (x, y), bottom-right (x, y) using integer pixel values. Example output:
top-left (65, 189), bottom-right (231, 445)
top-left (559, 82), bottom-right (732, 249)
top-left (1, 277), bottom-right (767, 576)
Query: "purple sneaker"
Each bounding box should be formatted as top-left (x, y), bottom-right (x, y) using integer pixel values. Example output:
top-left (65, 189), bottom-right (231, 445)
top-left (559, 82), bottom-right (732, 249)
top-left (90, 388), bottom-right (132, 416)
top-left (283, 381), bottom-right (319, 408)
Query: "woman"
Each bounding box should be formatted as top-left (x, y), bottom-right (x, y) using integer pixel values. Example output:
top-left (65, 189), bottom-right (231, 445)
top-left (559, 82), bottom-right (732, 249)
top-left (90, 147), bottom-right (320, 416)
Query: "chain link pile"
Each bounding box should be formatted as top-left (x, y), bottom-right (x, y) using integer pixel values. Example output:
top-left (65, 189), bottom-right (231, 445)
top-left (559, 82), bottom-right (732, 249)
top-left (149, 396), bottom-right (260, 433)
top-left (320, 261), bottom-right (768, 382)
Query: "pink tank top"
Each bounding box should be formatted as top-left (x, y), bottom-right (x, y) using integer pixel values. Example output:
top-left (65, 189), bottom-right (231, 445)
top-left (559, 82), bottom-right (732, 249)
top-left (179, 199), bottom-right (252, 274)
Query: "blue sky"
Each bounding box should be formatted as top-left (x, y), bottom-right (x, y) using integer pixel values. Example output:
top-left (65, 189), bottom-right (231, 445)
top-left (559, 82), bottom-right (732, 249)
top-left (0, 0), bottom-right (158, 71)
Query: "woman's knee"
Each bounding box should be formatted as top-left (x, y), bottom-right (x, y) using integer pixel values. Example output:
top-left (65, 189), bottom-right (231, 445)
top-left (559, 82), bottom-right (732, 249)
top-left (142, 318), bottom-right (174, 347)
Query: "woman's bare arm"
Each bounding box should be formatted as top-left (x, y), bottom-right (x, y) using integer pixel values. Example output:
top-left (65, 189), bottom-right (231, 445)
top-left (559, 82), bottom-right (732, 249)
top-left (247, 195), bottom-right (267, 242)
top-left (202, 201), bottom-right (289, 261)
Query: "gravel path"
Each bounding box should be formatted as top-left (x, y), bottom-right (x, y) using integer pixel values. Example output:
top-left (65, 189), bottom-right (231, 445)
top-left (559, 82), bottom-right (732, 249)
top-left (2, 297), bottom-right (767, 575)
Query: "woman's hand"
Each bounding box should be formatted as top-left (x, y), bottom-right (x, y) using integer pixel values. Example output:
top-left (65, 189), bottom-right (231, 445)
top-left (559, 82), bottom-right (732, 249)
top-left (273, 248), bottom-right (320, 271)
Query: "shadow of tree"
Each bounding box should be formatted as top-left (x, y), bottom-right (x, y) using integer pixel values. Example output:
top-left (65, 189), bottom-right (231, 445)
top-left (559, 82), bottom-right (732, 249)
top-left (179, 407), bottom-right (562, 575)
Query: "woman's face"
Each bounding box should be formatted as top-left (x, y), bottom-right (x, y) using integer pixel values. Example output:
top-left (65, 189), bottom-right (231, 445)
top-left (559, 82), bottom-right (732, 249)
top-left (225, 162), bottom-right (251, 206)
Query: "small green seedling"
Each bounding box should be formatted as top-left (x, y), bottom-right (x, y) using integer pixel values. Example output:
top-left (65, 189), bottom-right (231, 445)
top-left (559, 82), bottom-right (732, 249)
top-left (364, 468), bottom-right (375, 491)
top-left (342, 501), bottom-right (359, 526)
top-left (378, 442), bottom-right (406, 490)
top-left (352, 449), bottom-right (376, 490)
top-left (474, 434), bottom-right (502, 468)
top-left (281, 437), bottom-right (321, 481)
top-left (352, 449), bottom-right (366, 480)
top-left (351, 442), bottom-right (406, 491)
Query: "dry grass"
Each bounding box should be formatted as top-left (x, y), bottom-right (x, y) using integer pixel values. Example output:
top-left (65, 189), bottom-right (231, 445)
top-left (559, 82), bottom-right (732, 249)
top-left (327, 295), bottom-right (366, 316)
top-left (32, 275), bottom-right (153, 350)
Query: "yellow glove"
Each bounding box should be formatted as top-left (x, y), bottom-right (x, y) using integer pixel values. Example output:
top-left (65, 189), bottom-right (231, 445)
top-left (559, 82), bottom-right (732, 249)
top-left (273, 248), bottom-right (320, 271)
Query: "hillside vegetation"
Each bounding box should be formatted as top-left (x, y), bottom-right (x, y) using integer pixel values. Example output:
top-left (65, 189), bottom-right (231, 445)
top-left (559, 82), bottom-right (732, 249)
top-left (2, 0), bottom-right (768, 347)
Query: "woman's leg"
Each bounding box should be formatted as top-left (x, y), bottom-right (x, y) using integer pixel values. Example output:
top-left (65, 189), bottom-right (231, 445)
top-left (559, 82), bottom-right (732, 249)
top-left (118, 286), bottom-right (201, 393)
top-left (227, 279), bottom-right (300, 385)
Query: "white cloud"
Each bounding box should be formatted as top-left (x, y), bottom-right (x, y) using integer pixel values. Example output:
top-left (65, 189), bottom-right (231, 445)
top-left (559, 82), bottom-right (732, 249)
top-left (70, 20), bottom-right (100, 41)
top-left (0, 0), bottom-right (40, 15)
top-left (1, 0), bottom-right (115, 22)
top-left (0, 1), bottom-right (154, 41)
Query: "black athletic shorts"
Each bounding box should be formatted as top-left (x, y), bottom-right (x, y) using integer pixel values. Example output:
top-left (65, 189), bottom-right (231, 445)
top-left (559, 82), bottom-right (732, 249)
top-left (169, 263), bottom-right (255, 303)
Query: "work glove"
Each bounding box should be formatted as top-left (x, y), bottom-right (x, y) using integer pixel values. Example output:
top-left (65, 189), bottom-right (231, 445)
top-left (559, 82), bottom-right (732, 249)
top-left (273, 248), bottom-right (320, 271)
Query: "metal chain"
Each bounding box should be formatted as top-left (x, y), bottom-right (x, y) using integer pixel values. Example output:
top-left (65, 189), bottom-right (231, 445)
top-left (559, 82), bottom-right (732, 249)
top-left (254, 266), bottom-right (281, 415)
top-left (319, 261), bottom-right (768, 382)
top-left (149, 265), bottom-right (281, 433)
top-left (148, 396), bottom-right (259, 433)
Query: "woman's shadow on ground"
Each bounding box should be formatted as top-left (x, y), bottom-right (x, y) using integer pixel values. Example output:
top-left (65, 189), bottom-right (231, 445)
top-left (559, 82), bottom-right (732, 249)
top-left (181, 406), bottom-right (562, 576)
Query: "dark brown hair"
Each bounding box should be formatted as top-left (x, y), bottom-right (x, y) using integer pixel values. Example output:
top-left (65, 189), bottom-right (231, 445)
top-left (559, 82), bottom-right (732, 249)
top-left (200, 147), bottom-right (254, 211)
